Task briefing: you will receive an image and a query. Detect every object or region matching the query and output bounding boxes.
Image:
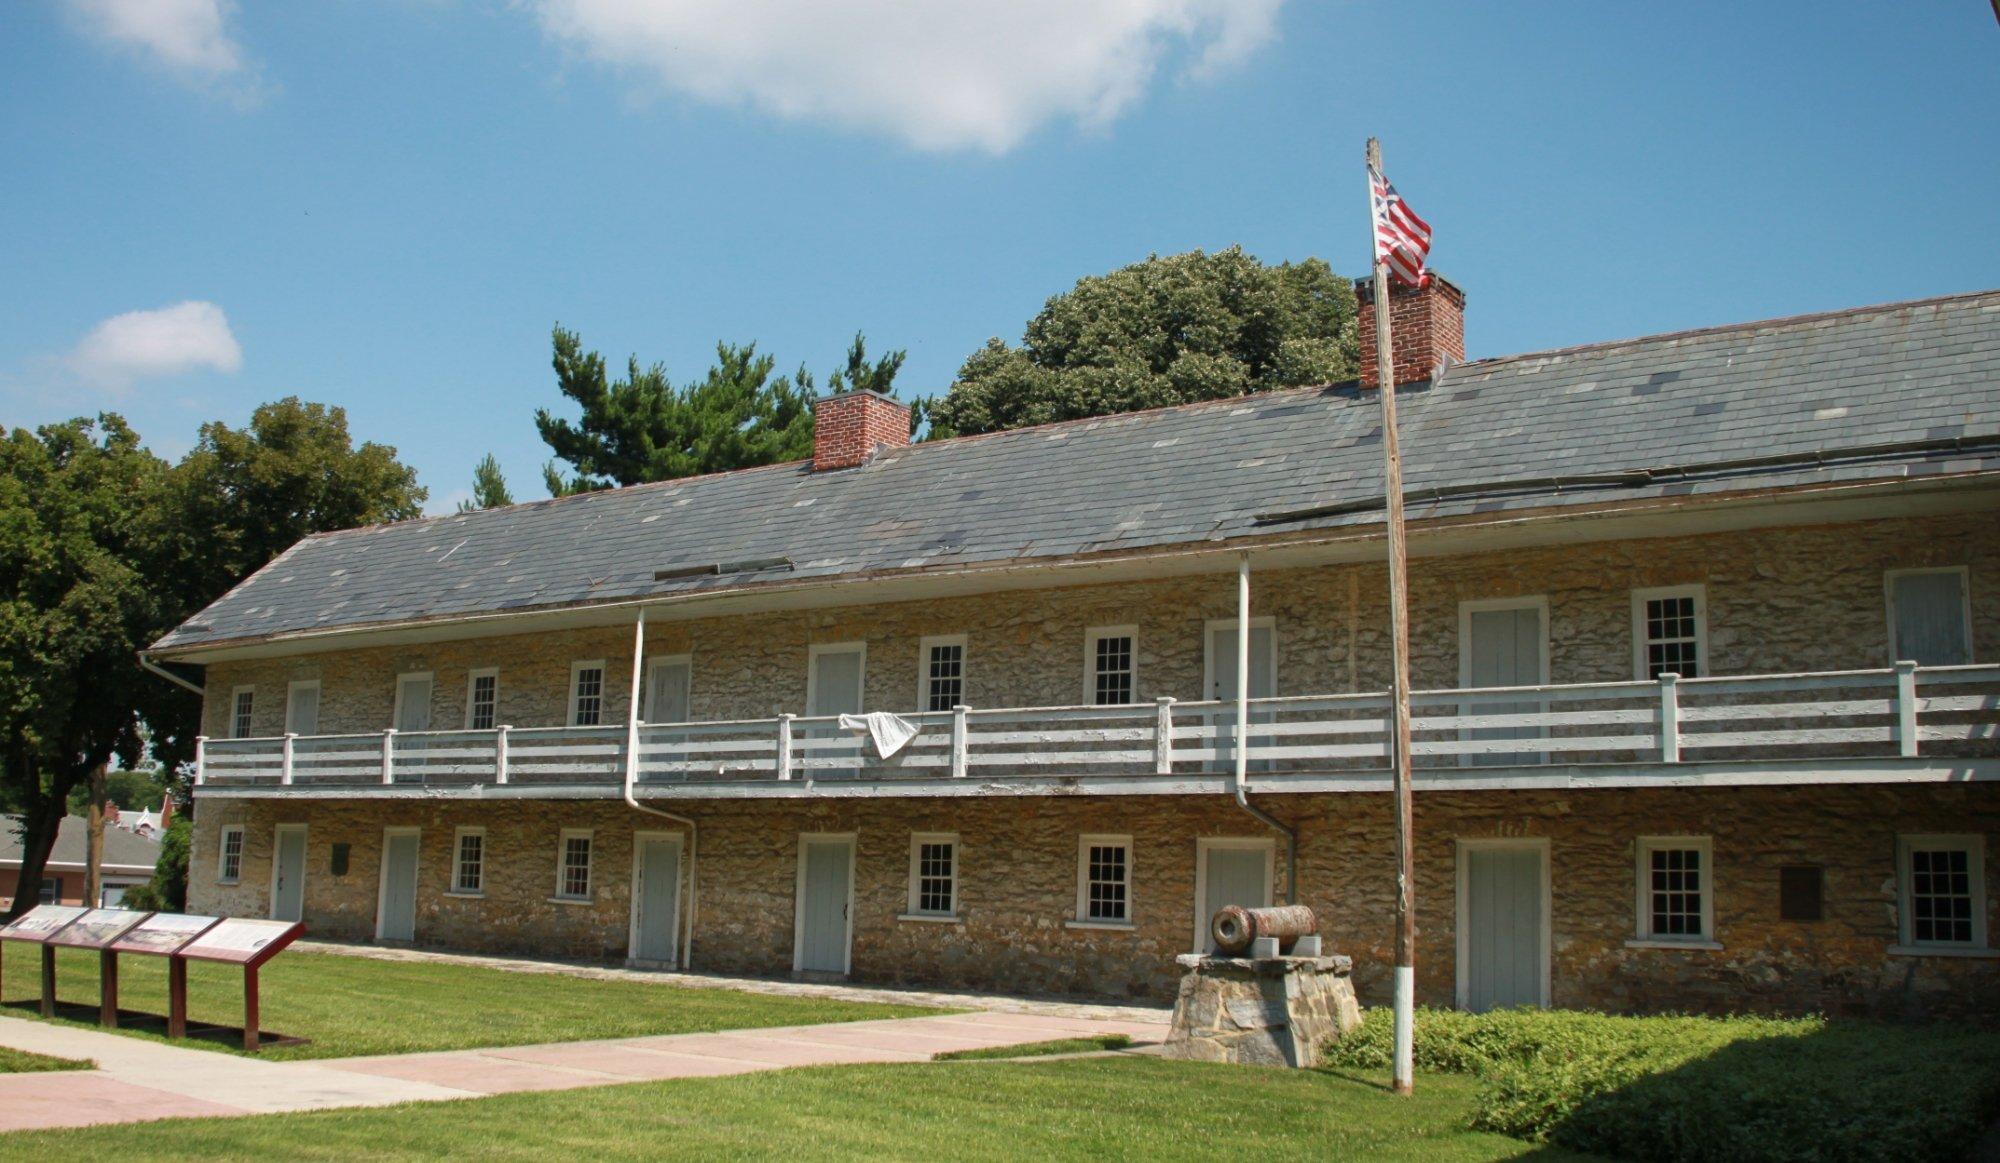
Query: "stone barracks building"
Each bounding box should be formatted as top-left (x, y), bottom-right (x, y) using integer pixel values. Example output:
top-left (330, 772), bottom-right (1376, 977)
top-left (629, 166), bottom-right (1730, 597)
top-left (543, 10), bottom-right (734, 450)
top-left (150, 280), bottom-right (2000, 1019)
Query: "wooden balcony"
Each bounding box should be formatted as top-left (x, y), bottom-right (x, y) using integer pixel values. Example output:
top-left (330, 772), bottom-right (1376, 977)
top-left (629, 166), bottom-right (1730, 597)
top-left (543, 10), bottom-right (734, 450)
top-left (193, 663), bottom-right (2000, 799)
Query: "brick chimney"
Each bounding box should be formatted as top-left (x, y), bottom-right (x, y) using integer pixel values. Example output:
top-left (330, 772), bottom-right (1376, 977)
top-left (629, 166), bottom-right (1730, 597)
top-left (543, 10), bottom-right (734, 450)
top-left (813, 389), bottom-right (910, 471)
top-left (1355, 273), bottom-right (1466, 388)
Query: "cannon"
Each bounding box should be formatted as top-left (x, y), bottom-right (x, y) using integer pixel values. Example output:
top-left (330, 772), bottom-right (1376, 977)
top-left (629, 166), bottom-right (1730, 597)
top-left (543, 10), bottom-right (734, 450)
top-left (1209, 903), bottom-right (1318, 956)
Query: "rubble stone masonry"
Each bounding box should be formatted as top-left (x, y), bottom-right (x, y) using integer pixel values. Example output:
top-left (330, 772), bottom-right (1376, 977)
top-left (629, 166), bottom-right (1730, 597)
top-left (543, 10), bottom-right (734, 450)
top-left (189, 784), bottom-right (1999, 1021)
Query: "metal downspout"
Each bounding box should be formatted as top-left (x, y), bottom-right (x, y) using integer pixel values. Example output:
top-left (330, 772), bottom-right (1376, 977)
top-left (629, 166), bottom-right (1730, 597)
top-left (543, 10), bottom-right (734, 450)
top-left (138, 652), bottom-right (205, 696)
top-left (623, 610), bottom-right (699, 970)
top-left (1231, 552), bottom-right (1298, 903)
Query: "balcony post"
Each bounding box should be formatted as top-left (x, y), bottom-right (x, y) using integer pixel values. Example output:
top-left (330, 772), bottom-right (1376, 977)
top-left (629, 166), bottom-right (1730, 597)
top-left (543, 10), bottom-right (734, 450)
top-left (193, 735), bottom-right (207, 787)
top-left (950, 705), bottom-right (970, 778)
top-left (1154, 697), bottom-right (1176, 774)
top-left (1657, 673), bottom-right (1680, 763)
top-left (381, 728), bottom-right (397, 785)
top-left (777, 713), bottom-right (795, 780)
top-left (280, 733), bottom-right (296, 786)
top-left (495, 725), bottom-right (511, 785)
top-left (1894, 659), bottom-right (1919, 758)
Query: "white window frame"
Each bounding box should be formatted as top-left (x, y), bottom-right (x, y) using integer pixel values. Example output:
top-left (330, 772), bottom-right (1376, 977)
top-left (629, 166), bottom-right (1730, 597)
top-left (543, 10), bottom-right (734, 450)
top-left (463, 668), bottom-right (500, 731)
top-left (449, 826), bottom-right (486, 897)
top-left (1883, 566), bottom-right (1974, 666)
top-left (902, 832), bottom-right (960, 921)
top-left (1069, 833), bottom-right (1135, 929)
top-left (568, 660), bottom-right (608, 727)
top-left (284, 679), bottom-right (321, 736)
top-left (392, 670), bottom-right (435, 732)
top-left (642, 653), bottom-right (693, 723)
top-left (554, 828), bottom-right (594, 902)
top-left (1083, 625), bottom-right (1140, 706)
top-left (1892, 833), bottom-right (1991, 955)
top-left (1630, 585), bottom-right (1708, 680)
top-left (1629, 835), bottom-right (1718, 949)
top-left (217, 824), bottom-right (245, 883)
top-left (917, 635), bottom-right (968, 713)
top-left (230, 686), bottom-right (256, 739)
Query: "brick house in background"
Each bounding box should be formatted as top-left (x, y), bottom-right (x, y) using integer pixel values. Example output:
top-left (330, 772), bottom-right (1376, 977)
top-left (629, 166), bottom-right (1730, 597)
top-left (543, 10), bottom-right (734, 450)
top-left (1, 816), bottom-right (161, 909)
top-left (146, 279), bottom-right (1999, 1019)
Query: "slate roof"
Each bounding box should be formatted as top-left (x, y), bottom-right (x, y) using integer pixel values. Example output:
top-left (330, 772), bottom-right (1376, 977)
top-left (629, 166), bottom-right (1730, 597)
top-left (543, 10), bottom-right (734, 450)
top-left (154, 289), bottom-right (2000, 654)
top-left (2, 816), bottom-right (162, 872)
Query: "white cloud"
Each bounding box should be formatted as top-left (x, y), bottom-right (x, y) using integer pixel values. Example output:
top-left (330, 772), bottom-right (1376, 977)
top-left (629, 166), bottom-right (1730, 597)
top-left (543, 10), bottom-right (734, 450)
top-left (68, 301), bottom-right (244, 389)
top-left (530, 0), bottom-right (1284, 153)
top-left (63, 0), bottom-right (253, 87)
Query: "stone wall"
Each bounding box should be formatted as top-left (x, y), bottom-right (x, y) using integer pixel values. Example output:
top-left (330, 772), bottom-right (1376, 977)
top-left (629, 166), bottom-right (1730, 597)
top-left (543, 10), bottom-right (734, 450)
top-left (189, 782), bottom-right (2000, 1021)
top-left (198, 511), bottom-right (1996, 741)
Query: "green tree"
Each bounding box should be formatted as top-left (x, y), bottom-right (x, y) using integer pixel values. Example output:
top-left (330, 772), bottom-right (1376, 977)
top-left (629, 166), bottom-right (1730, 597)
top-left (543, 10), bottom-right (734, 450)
top-left (120, 816), bottom-right (190, 912)
top-left (535, 329), bottom-right (911, 493)
top-left (459, 453), bottom-right (514, 512)
top-left (922, 246), bottom-right (1359, 438)
top-left (0, 416), bottom-right (171, 918)
top-left (147, 398), bottom-right (427, 784)
top-left (66, 766), bottom-right (168, 815)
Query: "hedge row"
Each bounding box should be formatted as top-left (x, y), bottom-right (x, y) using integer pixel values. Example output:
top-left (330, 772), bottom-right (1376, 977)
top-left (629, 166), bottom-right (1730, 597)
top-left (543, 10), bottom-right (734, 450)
top-left (1326, 1007), bottom-right (2000, 1162)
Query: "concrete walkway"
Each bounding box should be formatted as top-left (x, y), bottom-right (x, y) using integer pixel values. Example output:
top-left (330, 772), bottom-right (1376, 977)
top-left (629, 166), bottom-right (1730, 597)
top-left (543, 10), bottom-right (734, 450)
top-left (0, 1008), bottom-right (1167, 1133)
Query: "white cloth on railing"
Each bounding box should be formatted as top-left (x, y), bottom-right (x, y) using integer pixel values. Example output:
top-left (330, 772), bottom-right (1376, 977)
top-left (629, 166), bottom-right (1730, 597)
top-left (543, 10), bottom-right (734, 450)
top-left (837, 712), bottom-right (920, 758)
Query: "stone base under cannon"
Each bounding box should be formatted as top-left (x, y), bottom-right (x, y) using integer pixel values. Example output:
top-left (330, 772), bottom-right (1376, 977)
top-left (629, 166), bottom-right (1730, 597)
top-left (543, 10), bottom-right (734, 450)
top-left (1161, 951), bottom-right (1362, 1068)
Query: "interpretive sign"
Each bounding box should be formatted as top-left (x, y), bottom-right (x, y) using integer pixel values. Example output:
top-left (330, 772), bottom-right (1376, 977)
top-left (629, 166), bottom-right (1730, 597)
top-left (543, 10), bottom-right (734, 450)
top-left (110, 913), bottom-right (220, 957)
top-left (178, 918), bottom-right (304, 966)
top-left (48, 909), bottom-right (153, 950)
top-left (0, 904), bottom-right (88, 942)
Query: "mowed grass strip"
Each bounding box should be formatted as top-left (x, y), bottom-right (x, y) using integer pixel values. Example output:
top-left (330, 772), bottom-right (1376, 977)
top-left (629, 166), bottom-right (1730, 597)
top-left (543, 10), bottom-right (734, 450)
top-left (932, 1033), bottom-right (1132, 1060)
top-left (0, 1057), bottom-right (1606, 1162)
top-left (0, 944), bottom-right (941, 1060)
top-left (0, 1045), bottom-right (90, 1073)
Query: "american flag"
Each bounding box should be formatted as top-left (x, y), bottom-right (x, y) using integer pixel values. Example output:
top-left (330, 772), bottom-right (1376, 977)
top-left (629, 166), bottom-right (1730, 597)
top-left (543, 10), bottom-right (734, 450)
top-left (1370, 165), bottom-right (1432, 287)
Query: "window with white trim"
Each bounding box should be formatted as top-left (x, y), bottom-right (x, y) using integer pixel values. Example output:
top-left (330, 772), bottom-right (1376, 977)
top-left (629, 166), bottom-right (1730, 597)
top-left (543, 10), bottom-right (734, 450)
top-left (907, 833), bottom-right (958, 918)
top-left (1897, 835), bottom-right (1986, 949)
top-left (569, 661), bottom-right (606, 727)
top-left (39, 877), bottom-right (60, 905)
top-left (1886, 568), bottom-right (1972, 666)
top-left (1077, 834), bottom-right (1132, 923)
top-left (556, 829), bottom-right (593, 900)
top-left (465, 669), bottom-right (499, 730)
top-left (1632, 586), bottom-right (1705, 679)
top-left (453, 828), bottom-right (486, 894)
top-left (920, 636), bottom-right (966, 713)
top-left (1636, 836), bottom-right (1712, 942)
top-left (1085, 627), bottom-right (1137, 706)
top-left (230, 687), bottom-right (255, 739)
top-left (218, 825), bottom-right (245, 883)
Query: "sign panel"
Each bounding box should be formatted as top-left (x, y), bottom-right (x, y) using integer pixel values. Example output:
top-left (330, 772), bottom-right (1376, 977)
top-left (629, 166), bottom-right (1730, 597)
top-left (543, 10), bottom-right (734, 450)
top-left (177, 918), bottom-right (305, 966)
top-left (110, 913), bottom-right (222, 956)
top-left (48, 908), bottom-right (154, 950)
top-left (0, 904), bottom-right (89, 943)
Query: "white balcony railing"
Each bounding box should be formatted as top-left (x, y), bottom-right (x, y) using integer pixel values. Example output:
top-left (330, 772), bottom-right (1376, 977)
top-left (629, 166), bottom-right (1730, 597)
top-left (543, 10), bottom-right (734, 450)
top-left (193, 662), bottom-right (2000, 791)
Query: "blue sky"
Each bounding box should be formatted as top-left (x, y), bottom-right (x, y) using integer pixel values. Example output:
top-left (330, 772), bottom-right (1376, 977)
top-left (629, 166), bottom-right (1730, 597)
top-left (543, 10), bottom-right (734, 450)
top-left (3, 2), bottom-right (1995, 512)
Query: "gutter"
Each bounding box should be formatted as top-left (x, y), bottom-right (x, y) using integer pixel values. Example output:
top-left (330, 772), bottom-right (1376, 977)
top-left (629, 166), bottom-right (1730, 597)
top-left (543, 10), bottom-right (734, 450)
top-left (622, 610), bottom-right (699, 970)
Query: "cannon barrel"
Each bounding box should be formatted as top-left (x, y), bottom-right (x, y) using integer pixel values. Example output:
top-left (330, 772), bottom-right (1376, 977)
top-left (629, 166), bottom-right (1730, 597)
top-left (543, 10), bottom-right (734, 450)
top-left (1209, 903), bottom-right (1318, 955)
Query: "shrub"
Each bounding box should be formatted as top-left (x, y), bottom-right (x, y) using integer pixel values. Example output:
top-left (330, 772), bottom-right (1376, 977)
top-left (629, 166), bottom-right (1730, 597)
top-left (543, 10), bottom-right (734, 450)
top-left (1323, 1007), bottom-right (2000, 1163)
top-left (120, 817), bottom-right (189, 912)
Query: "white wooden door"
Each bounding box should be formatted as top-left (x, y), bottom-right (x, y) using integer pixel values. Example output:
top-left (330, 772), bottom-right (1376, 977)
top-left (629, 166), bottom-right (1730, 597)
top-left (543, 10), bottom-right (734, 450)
top-left (271, 825), bottom-right (307, 922)
top-left (1206, 622), bottom-right (1275, 772)
top-left (376, 830), bottom-right (419, 942)
top-left (644, 658), bottom-right (692, 723)
top-left (1461, 602), bottom-right (1545, 766)
top-left (1197, 842), bottom-right (1273, 951)
top-left (286, 683), bottom-right (320, 736)
top-left (1458, 842), bottom-right (1548, 1011)
top-left (394, 675), bottom-right (433, 732)
top-left (631, 835), bottom-right (682, 965)
top-left (795, 836), bottom-right (854, 975)
top-left (807, 646), bottom-right (865, 778)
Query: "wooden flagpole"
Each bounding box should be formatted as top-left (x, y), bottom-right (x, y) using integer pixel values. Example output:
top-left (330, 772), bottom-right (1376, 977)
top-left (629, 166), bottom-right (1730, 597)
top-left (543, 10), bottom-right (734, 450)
top-left (1367, 136), bottom-right (1419, 1097)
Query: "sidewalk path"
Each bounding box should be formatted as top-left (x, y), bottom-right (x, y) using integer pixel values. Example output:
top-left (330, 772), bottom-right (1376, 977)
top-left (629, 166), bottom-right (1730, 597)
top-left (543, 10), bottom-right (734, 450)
top-left (0, 1008), bottom-right (1167, 1132)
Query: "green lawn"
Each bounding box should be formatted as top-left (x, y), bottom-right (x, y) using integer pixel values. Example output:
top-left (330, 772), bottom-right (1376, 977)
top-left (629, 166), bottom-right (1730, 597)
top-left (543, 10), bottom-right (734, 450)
top-left (0, 944), bottom-right (940, 1060)
top-left (0, 1045), bottom-right (90, 1073)
top-left (0, 1057), bottom-right (1600, 1161)
top-left (932, 1032), bottom-right (1132, 1060)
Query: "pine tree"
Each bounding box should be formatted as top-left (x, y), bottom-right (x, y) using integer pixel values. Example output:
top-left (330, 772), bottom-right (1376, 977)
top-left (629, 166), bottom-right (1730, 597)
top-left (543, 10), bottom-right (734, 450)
top-left (459, 453), bottom-right (514, 511)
